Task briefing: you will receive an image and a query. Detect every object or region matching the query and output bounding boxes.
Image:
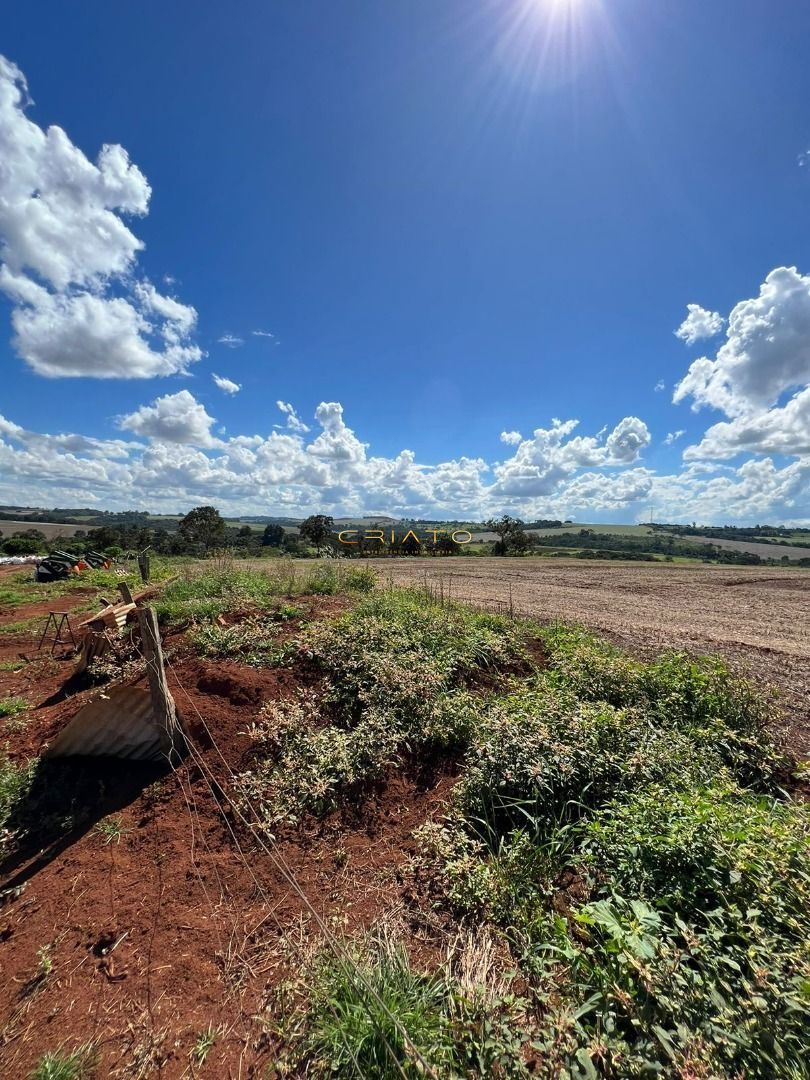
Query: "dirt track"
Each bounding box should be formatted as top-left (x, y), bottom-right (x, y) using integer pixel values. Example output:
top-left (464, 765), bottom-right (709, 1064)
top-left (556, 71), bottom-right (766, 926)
top-left (361, 558), bottom-right (810, 755)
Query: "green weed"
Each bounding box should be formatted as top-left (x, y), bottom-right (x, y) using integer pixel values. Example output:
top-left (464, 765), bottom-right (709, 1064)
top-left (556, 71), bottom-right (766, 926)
top-left (190, 1023), bottom-right (220, 1066)
top-left (0, 695), bottom-right (29, 717)
top-left (188, 614), bottom-right (295, 665)
top-left (0, 617), bottom-right (42, 636)
top-left (291, 930), bottom-right (530, 1079)
top-left (154, 562), bottom-right (375, 626)
top-left (93, 816), bottom-right (131, 845)
top-left (0, 753), bottom-right (36, 858)
top-left (29, 1043), bottom-right (96, 1079)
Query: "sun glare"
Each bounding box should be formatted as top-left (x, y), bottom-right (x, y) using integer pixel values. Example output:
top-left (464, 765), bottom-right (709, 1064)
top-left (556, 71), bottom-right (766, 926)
top-left (488, 0), bottom-right (611, 99)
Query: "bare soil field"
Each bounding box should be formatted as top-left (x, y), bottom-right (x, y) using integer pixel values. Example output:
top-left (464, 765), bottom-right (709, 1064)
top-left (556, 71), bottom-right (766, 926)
top-left (0, 520), bottom-right (86, 540)
top-left (363, 557), bottom-right (810, 755)
top-left (684, 533), bottom-right (810, 561)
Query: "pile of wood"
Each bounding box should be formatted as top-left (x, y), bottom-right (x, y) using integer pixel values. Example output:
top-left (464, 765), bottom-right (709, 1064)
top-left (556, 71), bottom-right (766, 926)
top-left (73, 578), bottom-right (175, 675)
top-left (75, 580), bottom-right (169, 634)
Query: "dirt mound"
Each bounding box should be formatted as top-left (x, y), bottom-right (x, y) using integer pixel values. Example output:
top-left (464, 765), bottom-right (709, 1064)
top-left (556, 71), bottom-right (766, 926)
top-left (0, 599), bottom-right (454, 1078)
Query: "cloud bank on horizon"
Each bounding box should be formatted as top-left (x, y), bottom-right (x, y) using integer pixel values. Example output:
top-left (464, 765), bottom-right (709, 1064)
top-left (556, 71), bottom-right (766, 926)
top-left (1, 55), bottom-right (809, 524)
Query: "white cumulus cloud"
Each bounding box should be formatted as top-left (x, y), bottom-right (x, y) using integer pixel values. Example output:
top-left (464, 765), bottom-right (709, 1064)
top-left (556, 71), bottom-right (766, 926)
top-left (0, 55), bottom-right (201, 378)
top-left (276, 400), bottom-right (310, 434)
top-left (684, 386), bottom-right (810, 460)
top-left (674, 268), bottom-right (810, 416)
top-left (0, 398), bottom-right (807, 523)
top-left (500, 430), bottom-right (523, 445)
top-left (491, 416), bottom-right (651, 499)
top-left (212, 373), bottom-right (241, 395)
top-left (674, 267), bottom-right (810, 462)
top-left (217, 333), bottom-right (244, 348)
top-left (674, 304), bottom-right (725, 346)
top-left (118, 390), bottom-right (220, 448)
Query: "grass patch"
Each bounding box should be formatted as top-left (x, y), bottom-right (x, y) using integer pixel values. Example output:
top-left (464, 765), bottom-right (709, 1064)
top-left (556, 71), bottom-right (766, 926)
top-left (0, 659), bottom-right (26, 672)
top-left (188, 610), bottom-right (299, 665)
top-left (0, 695), bottom-right (29, 717)
top-left (29, 1043), bottom-right (96, 1079)
top-left (282, 930), bottom-right (528, 1078)
top-left (0, 616), bottom-right (42, 636)
top-left (0, 584), bottom-right (32, 607)
top-left (154, 562), bottom-right (374, 626)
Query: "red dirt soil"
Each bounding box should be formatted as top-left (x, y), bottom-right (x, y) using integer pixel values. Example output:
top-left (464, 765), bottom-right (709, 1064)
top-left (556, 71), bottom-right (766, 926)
top-left (0, 594), bottom-right (454, 1078)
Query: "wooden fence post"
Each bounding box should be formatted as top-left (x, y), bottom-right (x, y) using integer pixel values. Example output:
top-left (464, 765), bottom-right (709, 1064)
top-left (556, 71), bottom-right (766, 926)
top-left (137, 606), bottom-right (184, 763)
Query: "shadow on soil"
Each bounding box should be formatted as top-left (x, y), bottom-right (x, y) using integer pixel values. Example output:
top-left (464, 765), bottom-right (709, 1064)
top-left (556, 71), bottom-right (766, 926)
top-left (0, 757), bottom-right (168, 893)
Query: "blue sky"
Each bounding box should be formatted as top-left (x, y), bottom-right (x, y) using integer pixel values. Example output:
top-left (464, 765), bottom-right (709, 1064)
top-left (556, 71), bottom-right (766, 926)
top-left (1, 0), bottom-right (810, 522)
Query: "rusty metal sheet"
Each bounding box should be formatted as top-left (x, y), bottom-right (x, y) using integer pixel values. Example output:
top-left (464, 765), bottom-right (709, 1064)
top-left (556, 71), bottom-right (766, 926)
top-left (45, 685), bottom-right (175, 761)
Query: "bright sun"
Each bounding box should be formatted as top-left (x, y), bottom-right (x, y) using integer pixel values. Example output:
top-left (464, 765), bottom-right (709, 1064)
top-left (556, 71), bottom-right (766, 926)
top-left (494, 0), bottom-right (608, 95)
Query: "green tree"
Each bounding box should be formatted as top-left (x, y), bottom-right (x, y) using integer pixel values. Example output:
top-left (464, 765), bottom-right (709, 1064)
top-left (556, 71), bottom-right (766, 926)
top-left (483, 515), bottom-right (531, 556)
top-left (261, 523), bottom-right (285, 547)
top-left (178, 505), bottom-right (226, 551)
top-left (282, 533), bottom-right (304, 556)
top-left (298, 514), bottom-right (335, 555)
top-left (400, 531), bottom-right (421, 556)
top-left (235, 524), bottom-right (256, 549)
top-left (2, 536), bottom-right (40, 555)
top-left (430, 534), bottom-right (457, 556)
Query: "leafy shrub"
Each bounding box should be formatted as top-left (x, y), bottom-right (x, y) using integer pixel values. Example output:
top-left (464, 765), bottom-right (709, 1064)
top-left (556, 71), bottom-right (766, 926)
top-left (237, 590), bottom-right (530, 825)
top-left (2, 536), bottom-right (41, 555)
top-left (413, 627), bottom-right (808, 1078)
top-left (560, 890), bottom-right (810, 1078)
top-left (338, 564), bottom-right (377, 593)
top-left (537, 624), bottom-right (777, 787)
top-left (583, 784), bottom-right (810, 924)
top-left (450, 688), bottom-right (750, 844)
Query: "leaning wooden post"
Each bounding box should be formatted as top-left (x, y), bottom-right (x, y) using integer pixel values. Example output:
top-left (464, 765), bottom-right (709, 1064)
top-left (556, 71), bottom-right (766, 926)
top-left (137, 605), bottom-right (184, 764)
top-left (138, 552), bottom-right (151, 584)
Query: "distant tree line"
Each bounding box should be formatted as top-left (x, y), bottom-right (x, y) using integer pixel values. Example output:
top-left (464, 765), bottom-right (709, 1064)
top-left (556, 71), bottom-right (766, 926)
top-left (532, 529), bottom-right (766, 564)
top-left (652, 522), bottom-right (810, 545)
top-left (4, 506), bottom-right (810, 566)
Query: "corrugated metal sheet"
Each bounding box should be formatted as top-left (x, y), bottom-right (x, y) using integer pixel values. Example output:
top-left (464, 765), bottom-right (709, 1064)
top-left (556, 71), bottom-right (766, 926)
top-left (45, 685), bottom-right (176, 761)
